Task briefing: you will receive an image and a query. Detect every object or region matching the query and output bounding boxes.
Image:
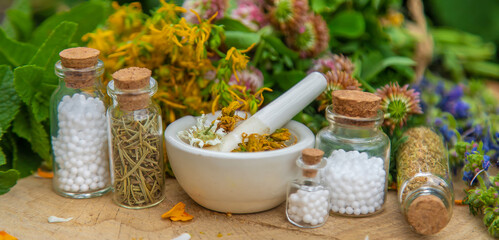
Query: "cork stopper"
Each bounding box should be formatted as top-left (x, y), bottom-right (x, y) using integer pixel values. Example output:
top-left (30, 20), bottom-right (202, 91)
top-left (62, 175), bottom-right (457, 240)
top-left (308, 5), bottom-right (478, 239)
top-left (112, 67), bottom-right (151, 90)
top-left (331, 90), bottom-right (381, 118)
top-left (59, 47), bottom-right (100, 68)
top-left (112, 67), bottom-right (152, 111)
top-left (407, 195), bottom-right (449, 235)
top-left (59, 47), bottom-right (100, 88)
top-left (301, 148), bottom-right (324, 178)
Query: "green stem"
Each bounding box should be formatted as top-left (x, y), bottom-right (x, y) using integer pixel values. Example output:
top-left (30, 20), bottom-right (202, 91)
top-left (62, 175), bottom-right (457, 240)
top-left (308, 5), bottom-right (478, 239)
top-left (252, 40), bottom-right (266, 66)
top-left (358, 78), bottom-right (376, 92)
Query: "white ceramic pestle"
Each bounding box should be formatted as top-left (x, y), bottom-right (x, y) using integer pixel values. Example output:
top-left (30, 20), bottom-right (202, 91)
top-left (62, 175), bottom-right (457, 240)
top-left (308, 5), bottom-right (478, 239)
top-left (209, 72), bottom-right (327, 152)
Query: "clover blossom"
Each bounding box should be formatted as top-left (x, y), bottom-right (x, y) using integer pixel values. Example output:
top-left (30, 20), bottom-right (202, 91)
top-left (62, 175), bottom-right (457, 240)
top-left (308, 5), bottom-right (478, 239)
top-left (231, 2), bottom-right (267, 31)
top-left (268, 0), bottom-right (309, 35)
top-left (375, 82), bottom-right (423, 132)
top-left (183, 0), bottom-right (228, 24)
top-left (228, 66), bottom-right (264, 93)
top-left (307, 52), bottom-right (354, 75)
top-left (178, 114), bottom-right (226, 148)
top-left (288, 13), bottom-right (329, 58)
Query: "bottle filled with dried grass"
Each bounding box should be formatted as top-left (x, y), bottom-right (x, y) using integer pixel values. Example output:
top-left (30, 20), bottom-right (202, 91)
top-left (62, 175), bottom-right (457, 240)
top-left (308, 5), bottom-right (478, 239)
top-left (107, 67), bottom-right (165, 209)
top-left (396, 127), bottom-right (453, 235)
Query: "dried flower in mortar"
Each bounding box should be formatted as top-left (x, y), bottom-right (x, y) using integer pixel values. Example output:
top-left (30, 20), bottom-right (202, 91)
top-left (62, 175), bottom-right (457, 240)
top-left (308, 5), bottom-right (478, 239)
top-left (216, 101), bottom-right (248, 133)
top-left (178, 114), bottom-right (226, 148)
top-left (376, 82), bottom-right (423, 133)
top-left (232, 128), bottom-right (294, 152)
top-left (162, 202), bottom-right (194, 222)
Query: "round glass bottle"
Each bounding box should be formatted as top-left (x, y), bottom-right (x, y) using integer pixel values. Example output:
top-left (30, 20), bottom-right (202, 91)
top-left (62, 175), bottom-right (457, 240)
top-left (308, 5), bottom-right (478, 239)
top-left (397, 127), bottom-right (453, 235)
top-left (50, 47), bottom-right (111, 198)
top-left (316, 90), bottom-right (390, 217)
top-left (286, 148), bottom-right (330, 228)
top-left (107, 67), bottom-right (165, 209)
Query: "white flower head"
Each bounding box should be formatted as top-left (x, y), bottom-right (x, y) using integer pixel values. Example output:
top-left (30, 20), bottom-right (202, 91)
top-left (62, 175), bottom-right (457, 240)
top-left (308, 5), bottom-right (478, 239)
top-left (178, 114), bottom-right (226, 148)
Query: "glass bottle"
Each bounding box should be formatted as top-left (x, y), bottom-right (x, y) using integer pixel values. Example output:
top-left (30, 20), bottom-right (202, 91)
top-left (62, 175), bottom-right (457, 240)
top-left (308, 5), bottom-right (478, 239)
top-left (50, 47), bottom-right (111, 198)
top-left (286, 148), bottom-right (330, 228)
top-left (107, 67), bottom-right (165, 209)
top-left (316, 90), bottom-right (390, 217)
top-left (397, 127), bottom-right (453, 235)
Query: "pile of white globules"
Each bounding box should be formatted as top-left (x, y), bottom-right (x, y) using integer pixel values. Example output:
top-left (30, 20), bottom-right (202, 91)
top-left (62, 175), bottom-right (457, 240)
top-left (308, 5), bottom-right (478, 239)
top-left (322, 149), bottom-right (386, 216)
top-left (52, 93), bottom-right (110, 192)
top-left (287, 189), bottom-right (330, 226)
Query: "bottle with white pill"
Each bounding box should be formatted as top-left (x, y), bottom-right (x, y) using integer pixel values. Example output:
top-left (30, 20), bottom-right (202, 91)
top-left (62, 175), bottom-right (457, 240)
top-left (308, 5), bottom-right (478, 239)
top-left (315, 90), bottom-right (390, 217)
top-left (107, 67), bottom-right (165, 209)
top-left (50, 47), bottom-right (111, 198)
top-left (286, 148), bottom-right (330, 228)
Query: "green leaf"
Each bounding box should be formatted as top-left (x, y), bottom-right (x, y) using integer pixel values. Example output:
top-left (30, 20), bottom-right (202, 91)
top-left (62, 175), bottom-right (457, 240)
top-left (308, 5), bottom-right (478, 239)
top-left (31, 0), bottom-right (111, 46)
top-left (360, 52), bottom-right (416, 81)
top-left (0, 29), bottom-right (37, 67)
top-left (30, 21), bottom-right (78, 73)
top-left (224, 31), bottom-right (260, 49)
top-left (463, 61), bottom-right (499, 78)
top-left (215, 18), bottom-right (252, 32)
top-left (263, 35), bottom-right (299, 59)
top-left (329, 11), bottom-right (365, 39)
top-left (0, 169), bottom-right (20, 195)
top-left (1, 0), bottom-right (32, 40)
top-left (12, 136), bottom-right (43, 178)
top-left (311, 0), bottom-right (345, 13)
top-left (14, 65), bottom-right (56, 123)
top-left (12, 107), bottom-right (51, 162)
top-left (0, 144), bottom-right (5, 166)
top-left (274, 71), bottom-right (307, 91)
top-left (0, 65), bottom-right (21, 134)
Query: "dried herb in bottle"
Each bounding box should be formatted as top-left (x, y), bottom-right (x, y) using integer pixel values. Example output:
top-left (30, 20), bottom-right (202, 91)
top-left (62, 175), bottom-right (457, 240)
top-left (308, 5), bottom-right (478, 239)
top-left (107, 67), bottom-right (165, 209)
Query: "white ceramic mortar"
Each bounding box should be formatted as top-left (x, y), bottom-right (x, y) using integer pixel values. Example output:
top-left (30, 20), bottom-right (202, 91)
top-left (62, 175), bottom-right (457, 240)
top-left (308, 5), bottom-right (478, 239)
top-left (164, 114), bottom-right (314, 213)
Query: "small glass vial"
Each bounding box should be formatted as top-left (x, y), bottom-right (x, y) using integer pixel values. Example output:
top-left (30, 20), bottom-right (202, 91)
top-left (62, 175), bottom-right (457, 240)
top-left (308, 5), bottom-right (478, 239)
top-left (397, 127), bottom-right (453, 235)
top-left (107, 67), bottom-right (165, 209)
top-left (316, 90), bottom-right (390, 217)
top-left (286, 148), bottom-right (330, 228)
top-left (50, 47), bottom-right (111, 198)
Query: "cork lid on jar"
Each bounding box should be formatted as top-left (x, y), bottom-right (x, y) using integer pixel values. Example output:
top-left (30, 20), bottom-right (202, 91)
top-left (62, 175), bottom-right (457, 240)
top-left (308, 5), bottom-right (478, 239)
top-left (407, 195), bottom-right (449, 235)
top-left (112, 67), bottom-right (152, 111)
top-left (60, 47), bottom-right (100, 68)
top-left (301, 148), bottom-right (324, 178)
top-left (331, 90), bottom-right (381, 118)
top-left (59, 47), bottom-right (100, 88)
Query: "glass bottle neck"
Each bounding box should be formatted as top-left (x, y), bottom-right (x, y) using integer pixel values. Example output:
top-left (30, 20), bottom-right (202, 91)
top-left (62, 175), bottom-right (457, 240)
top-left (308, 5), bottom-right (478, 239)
top-left (55, 60), bottom-right (104, 90)
top-left (325, 105), bottom-right (384, 138)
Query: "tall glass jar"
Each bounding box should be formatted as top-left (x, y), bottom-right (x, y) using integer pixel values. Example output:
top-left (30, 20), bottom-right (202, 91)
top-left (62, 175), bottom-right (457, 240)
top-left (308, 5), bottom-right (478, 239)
top-left (316, 90), bottom-right (390, 217)
top-left (397, 127), bottom-right (453, 235)
top-left (286, 148), bottom-right (330, 228)
top-left (50, 47), bottom-right (111, 198)
top-left (107, 67), bottom-right (165, 209)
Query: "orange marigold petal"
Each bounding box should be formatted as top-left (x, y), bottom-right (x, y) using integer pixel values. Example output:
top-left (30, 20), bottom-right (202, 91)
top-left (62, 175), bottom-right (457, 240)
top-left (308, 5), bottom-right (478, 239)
top-left (37, 168), bottom-right (53, 179)
top-left (0, 231), bottom-right (18, 240)
top-left (161, 202), bottom-right (186, 219)
top-left (170, 211), bottom-right (194, 222)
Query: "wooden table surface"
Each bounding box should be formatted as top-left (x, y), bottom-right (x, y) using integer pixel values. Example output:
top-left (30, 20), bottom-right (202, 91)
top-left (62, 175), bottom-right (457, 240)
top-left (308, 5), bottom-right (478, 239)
top-left (2, 81), bottom-right (498, 240)
top-left (0, 175), bottom-right (492, 240)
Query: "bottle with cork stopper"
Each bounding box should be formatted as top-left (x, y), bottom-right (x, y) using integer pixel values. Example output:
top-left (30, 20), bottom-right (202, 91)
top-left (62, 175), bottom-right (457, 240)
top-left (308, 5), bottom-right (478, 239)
top-left (107, 67), bottom-right (165, 209)
top-left (316, 90), bottom-right (390, 217)
top-left (286, 148), bottom-right (330, 228)
top-left (50, 47), bottom-right (111, 198)
top-left (396, 127), bottom-right (453, 235)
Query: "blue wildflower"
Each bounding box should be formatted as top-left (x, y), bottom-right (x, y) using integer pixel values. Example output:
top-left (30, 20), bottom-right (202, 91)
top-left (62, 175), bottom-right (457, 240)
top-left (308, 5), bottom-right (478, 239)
top-left (439, 125), bottom-right (455, 143)
top-left (463, 170), bottom-right (474, 182)
top-left (452, 100), bottom-right (470, 119)
top-left (483, 155), bottom-right (491, 171)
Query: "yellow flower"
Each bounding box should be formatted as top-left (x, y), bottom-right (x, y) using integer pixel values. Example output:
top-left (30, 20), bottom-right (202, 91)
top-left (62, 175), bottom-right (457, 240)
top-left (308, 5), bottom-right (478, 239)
top-left (225, 43), bottom-right (255, 82)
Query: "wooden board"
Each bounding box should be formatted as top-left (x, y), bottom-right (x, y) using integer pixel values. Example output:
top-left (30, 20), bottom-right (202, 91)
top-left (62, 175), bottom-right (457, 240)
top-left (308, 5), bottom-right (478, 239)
top-left (0, 176), bottom-right (492, 240)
